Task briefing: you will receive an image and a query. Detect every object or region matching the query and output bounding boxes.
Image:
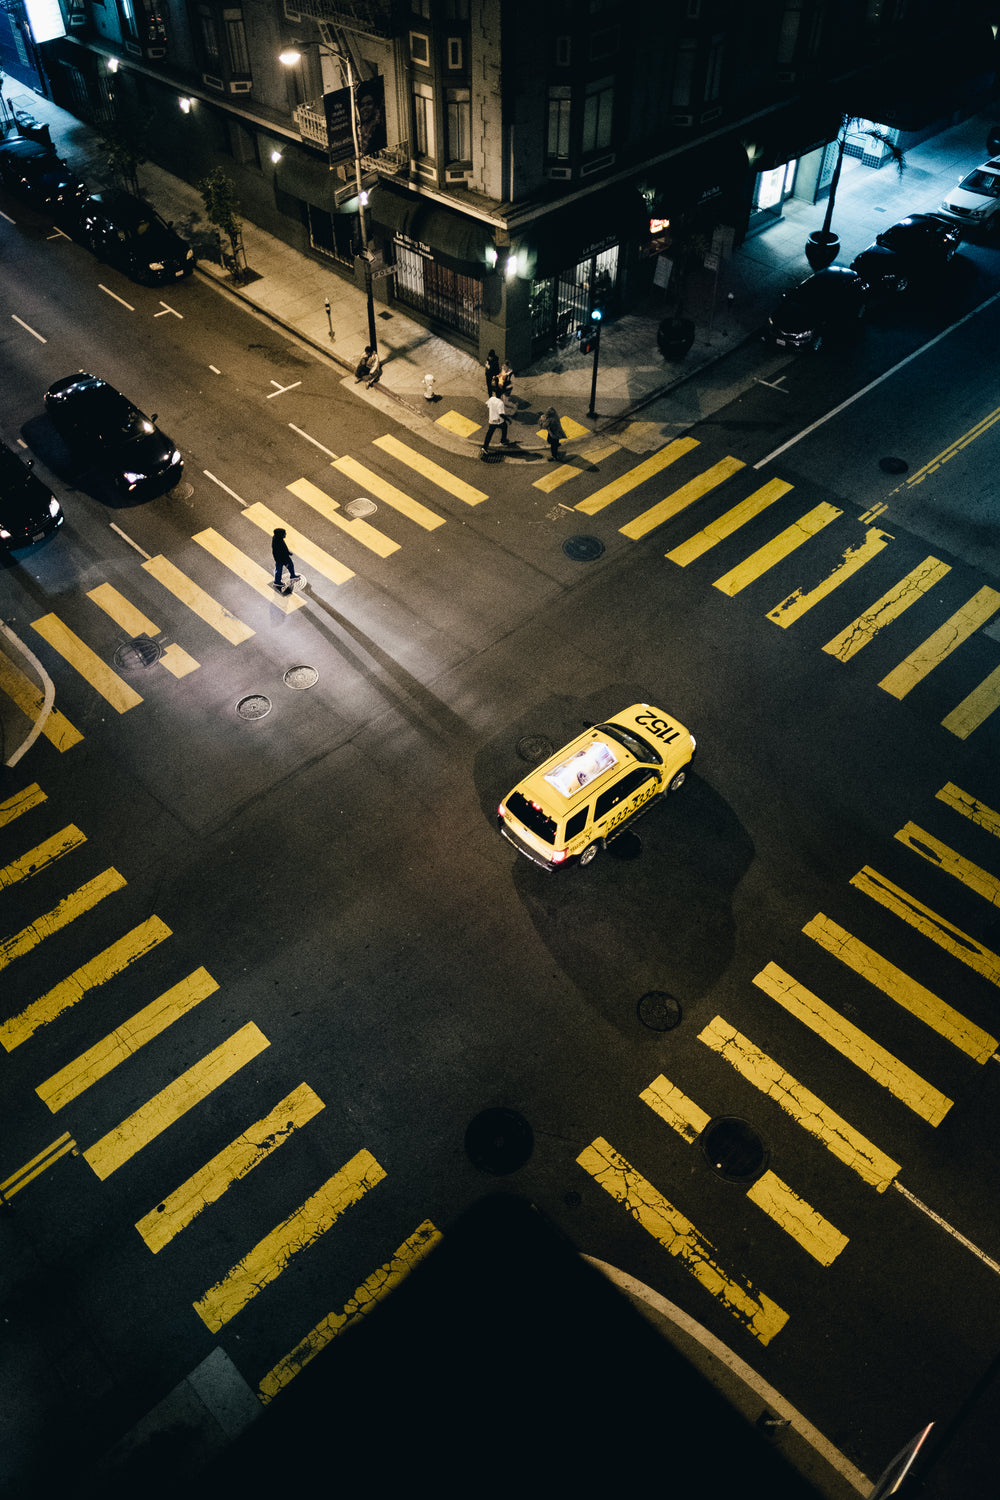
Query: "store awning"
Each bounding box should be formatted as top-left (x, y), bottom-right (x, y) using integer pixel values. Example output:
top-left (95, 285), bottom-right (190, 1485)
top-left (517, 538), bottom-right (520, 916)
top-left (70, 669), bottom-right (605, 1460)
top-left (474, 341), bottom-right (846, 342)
top-left (274, 146), bottom-right (338, 209)
top-left (641, 136), bottom-right (751, 223)
top-left (369, 183), bottom-right (497, 269)
top-left (512, 182), bottom-right (650, 279)
top-left (742, 101), bottom-right (843, 174)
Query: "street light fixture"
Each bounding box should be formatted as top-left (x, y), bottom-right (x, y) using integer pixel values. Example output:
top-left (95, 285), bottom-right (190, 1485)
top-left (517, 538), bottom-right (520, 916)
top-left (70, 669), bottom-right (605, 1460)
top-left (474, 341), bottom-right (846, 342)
top-left (279, 40), bottom-right (378, 355)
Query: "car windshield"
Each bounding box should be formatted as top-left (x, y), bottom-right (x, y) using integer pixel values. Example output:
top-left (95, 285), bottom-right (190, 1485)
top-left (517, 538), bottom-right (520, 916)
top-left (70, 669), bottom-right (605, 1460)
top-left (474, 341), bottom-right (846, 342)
top-left (505, 791), bottom-right (556, 844)
top-left (82, 389), bottom-right (153, 440)
top-left (959, 169), bottom-right (1000, 197)
top-left (597, 722), bottom-right (662, 764)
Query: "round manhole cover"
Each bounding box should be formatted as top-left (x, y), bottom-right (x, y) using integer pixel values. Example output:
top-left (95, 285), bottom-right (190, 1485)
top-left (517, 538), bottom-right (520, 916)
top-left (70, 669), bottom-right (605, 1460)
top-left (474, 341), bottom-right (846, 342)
top-left (516, 734), bottom-right (553, 763)
top-left (637, 991), bottom-right (682, 1031)
top-left (236, 694), bottom-right (272, 720)
top-left (563, 534), bottom-right (605, 562)
top-left (283, 665), bottom-right (318, 689)
top-left (879, 456), bottom-right (908, 474)
top-left (464, 1108), bottom-right (534, 1175)
top-left (170, 480), bottom-right (195, 500)
top-left (609, 831), bottom-right (642, 860)
top-left (114, 637), bottom-right (162, 670)
top-left (701, 1117), bottom-right (768, 1182)
top-left (346, 496), bottom-right (377, 518)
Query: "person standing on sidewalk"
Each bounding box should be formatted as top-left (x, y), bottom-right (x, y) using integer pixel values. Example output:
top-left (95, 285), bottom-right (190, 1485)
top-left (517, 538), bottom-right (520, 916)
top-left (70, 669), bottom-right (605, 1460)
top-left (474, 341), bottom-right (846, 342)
top-left (481, 389), bottom-right (509, 451)
top-left (271, 527), bottom-right (299, 590)
top-left (541, 407), bottom-right (565, 461)
top-left (484, 349), bottom-right (500, 395)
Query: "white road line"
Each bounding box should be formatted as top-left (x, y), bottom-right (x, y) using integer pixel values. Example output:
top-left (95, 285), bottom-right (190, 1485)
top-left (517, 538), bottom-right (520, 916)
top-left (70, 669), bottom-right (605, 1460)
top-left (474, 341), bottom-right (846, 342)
top-left (288, 423), bottom-right (336, 458)
top-left (110, 523), bottom-right (151, 560)
top-left (894, 1180), bottom-right (1000, 1274)
top-left (754, 287), bottom-right (1000, 470)
top-left (209, 365), bottom-right (221, 374)
top-left (11, 314), bottom-right (46, 343)
top-left (0, 621), bottom-right (55, 768)
top-left (0, 209), bottom-right (15, 224)
top-left (98, 284), bottom-right (135, 311)
top-left (204, 470), bottom-right (247, 506)
top-left (156, 302), bottom-right (182, 319)
top-left (267, 380), bottom-right (302, 398)
top-left (47, 228), bottom-right (70, 241)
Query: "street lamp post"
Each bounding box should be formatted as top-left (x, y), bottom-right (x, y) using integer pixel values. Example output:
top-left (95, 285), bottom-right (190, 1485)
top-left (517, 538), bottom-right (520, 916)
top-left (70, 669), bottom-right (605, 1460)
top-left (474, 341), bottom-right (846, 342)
top-left (279, 41), bottom-right (378, 356)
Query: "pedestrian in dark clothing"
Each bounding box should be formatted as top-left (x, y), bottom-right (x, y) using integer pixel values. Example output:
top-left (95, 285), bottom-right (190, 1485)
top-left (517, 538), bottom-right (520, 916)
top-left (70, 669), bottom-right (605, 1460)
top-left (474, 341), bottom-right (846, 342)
top-left (355, 346), bottom-right (380, 385)
top-left (484, 349), bottom-right (500, 395)
top-left (271, 527), bottom-right (299, 589)
top-left (481, 390), bottom-right (510, 449)
top-left (541, 407), bottom-right (566, 461)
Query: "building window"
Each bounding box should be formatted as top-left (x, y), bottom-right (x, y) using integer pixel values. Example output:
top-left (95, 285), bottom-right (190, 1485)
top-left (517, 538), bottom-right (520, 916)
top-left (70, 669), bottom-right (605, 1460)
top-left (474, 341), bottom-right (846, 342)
top-left (672, 39), bottom-right (696, 107)
top-left (807, 3), bottom-right (825, 58)
top-left (582, 76), bottom-right (613, 152)
top-left (705, 35), bottom-right (723, 102)
top-left (410, 31), bottom-right (430, 65)
top-left (443, 0), bottom-right (469, 16)
top-left (686, 0), bottom-right (701, 15)
top-left (555, 35), bottom-right (570, 65)
top-left (547, 86), bottom-right (571, 159)
top-left (447, 37), bottom-right (462, 68)
top-left (777, 5), bottom-right (800, 66)
top-left (589, 26), bottom-right (618, 60)
top-left (446, 87), bottom-right (470, 161)
top-left (411, 0), bottom-right (430, 17)
top-left (413, 81), bottom-right (435, 157)
top-left (199, 6), bottom-right (221, 66)
top-left (224, 9), bottom-right (250, 75)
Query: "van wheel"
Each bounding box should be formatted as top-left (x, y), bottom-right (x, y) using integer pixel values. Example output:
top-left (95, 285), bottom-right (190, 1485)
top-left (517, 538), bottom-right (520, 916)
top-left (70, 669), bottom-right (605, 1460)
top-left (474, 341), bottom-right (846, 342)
top-left (667, 769), bottom-right (687, 793)
top-left (579, 842), bottom-right (601, 866)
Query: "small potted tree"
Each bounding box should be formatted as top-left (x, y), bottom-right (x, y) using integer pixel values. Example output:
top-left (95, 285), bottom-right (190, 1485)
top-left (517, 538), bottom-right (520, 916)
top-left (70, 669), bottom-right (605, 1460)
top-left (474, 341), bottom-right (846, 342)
top-left (806, 115), bottom-right (906, 270)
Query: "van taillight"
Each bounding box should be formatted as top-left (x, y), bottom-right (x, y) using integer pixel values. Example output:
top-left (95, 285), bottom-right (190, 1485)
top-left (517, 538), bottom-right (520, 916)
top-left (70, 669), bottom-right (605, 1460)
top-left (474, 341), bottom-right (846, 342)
top-left (551, 848), bottom-right (568, 864)
top-left (498, 802), bottom-right (507, 818)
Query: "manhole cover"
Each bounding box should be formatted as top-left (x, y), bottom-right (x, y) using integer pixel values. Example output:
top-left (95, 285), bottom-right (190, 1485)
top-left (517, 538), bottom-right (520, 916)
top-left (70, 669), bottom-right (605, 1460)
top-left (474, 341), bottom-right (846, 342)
top-left (879, 456), bottom-right (908, 474)
top-left (236, 695), bottom-right (272, 720)
top-left (563, 534), bottom-right (605, 561)
top-left (464, 1108), bottom-right (534, 1175)
top-left (170, 480), bottom-right (195, 500)
top-left (516, 734), bottom-right (553, 763)
top-left (283, 665), bottom-right (318, 689)
top-left (701, 1117), bottom-right (768, 1181)
top-left (609, 831), bottom-right (642, 860)
top-left (345, 497), bottom-right (377, 518)
top-left (637, 991), bottom-right (682, 1031)
top-left (114, 637), bottom-right (162, 669)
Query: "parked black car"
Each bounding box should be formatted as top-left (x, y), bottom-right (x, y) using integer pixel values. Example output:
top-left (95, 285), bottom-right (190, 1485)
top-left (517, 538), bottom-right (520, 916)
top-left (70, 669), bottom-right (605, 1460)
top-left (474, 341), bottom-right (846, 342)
top-left (873, 214), bottom-right (962, 273)
top-left (849, 244), bottom-right (913, 296)
top-left (0, 135), bottom-right (87, 212)
top-left (44, 372), bottom-right (183, 497)
top-left (765, 266), bottom-right (867, 352)
top-left (76, 188), bottom-right (195, 283)
top-left (0, 440), bottom-right (63, 549)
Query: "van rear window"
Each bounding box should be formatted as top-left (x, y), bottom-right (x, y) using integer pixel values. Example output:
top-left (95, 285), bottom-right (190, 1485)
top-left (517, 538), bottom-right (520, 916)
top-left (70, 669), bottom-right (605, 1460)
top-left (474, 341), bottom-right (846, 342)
top-left (506, 791), bottom-right (557, 844)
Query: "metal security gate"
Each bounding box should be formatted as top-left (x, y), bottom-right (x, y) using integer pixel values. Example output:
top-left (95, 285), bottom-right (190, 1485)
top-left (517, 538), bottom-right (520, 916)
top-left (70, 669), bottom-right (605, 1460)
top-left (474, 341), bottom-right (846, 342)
top-left (530, 245), bottom-right (619, 356)
top-left (392, 241), bottom-right (481, 340)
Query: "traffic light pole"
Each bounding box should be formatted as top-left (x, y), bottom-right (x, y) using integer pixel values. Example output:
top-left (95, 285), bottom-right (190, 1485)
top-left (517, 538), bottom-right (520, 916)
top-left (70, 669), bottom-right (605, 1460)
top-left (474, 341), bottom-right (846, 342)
top-left (587, 317), bottom-right (601, 419)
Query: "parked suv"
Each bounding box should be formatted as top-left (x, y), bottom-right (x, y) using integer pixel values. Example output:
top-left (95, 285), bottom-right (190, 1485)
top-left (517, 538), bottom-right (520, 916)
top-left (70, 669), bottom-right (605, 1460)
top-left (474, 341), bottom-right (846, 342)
top-left (938, 159), bottom-right (1000, 233)
top-left (0, 136), bottom-right (87, 212)
top-left (76, 188), bottom-right (195, 283)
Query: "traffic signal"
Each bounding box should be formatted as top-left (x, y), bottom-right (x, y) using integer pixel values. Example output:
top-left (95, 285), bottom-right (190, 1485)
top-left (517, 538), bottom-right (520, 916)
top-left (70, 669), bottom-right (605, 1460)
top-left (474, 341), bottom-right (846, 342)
top-left (579, 307), bottom-right (602, 355)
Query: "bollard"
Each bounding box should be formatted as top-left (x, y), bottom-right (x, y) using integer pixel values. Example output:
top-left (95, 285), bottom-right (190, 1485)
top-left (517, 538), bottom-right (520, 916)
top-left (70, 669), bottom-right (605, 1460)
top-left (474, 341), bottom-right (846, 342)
top-left (325, 297), bottom-right (334, 341)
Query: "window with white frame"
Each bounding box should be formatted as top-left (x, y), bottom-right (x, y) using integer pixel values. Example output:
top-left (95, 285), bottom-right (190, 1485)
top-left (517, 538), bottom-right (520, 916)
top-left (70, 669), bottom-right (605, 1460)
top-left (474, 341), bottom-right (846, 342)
top-left (446, 87), bottom-right (470, 161)
top-left (672, 39), bottom-right (696, 107)
top-left (225, 9), bottom-right (250, 74)
top-left (547, 86), bottom-right (571, 159)
top-left (582, 76), bottom-right (613, 152)
top-left (705, 34), bottom-right (723, 101)
top-left (447, 36), bottom-right (462, 68)
top-left (410, 31), bottom-right (430, 65)
top-left (413, 81), bottom-right (435, 156)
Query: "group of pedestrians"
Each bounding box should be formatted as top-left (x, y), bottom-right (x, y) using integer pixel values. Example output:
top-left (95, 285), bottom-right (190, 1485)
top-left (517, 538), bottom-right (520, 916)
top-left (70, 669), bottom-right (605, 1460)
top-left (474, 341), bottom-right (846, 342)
top-left (481, 349), bottom-right (566, 461)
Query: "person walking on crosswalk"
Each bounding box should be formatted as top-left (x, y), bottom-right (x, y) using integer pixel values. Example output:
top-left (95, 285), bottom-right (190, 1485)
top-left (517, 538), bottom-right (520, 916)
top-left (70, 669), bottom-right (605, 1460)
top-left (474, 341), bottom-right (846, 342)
top-left (481, 388), bottom-right (510, 453)
top-left (271, 527), bottom-right (300, 591)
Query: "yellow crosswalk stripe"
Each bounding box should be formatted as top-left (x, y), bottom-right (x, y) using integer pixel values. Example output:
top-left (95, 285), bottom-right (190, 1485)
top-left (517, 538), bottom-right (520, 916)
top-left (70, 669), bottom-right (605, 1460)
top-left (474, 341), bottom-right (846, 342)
top-left (31, 614), bottom-right (142, 712)
top-left (767, 527), bottom-right (891, 626)
top-left (621, 456), bottom-right (746, 540)
top-left (332, 455), bottom-right (445, 530)
top-left (850, 866), bottom-right (1000, 987)
top-left (894, 822), bottom-right (1000, 906)
top-left (941, 662), bottom-right (1000, 741)
top-left (0, 648), bottom-right (83, 751)
top-left (158, 643), bottom-right (199, 679)
top-left (258, 1219), bottom-right (442, 1402)
top-left (285, 478), bottom-right (399, 557)
top-left (0, 916), bottom-right (172, 1051)
top-left (373, 433), bottom-right (488, 506)
top-left (713, 502), bottom-right (841, 597)
top-left (666, 479), bottom-right (793, 566)
top-left (879, 586), bottom-right (1000, 699)
top-left (0, 867), bottom-right (127, 973)
top-left (36, 967), bottom-right (219, 1114)
top-left (241, 503), bottom-right (355, 585)
top-left (136, 1081), bottom-right (324, 1253)
top-left (802, 913), bottom-right (996, 1062)
top-left (698, 1015), bottom-right (901, 1191)
top-left (576, 1137), bottom-right (789, 1343)
top-left (435, 409), bottom-right (480, 439)
top-left (752, 961), bottom-right (952, 1125)
top-left (142, 555), bottom-right (255, 645)
top-left (84, 1021), bottom-right (269, 1183)
top-left (193, 529), bottom-right (305, 613)
top-left (87, 582), bottom-right (159, 637)
top-left (532, 463), bottom-right (578, 492)
top-left (822, 556), bottom-right (951, 663)
top-left (639, 1075), bottom-right (710, 1142)
top-left (0, 824), bottom-right (85, 890)
top-left (936, 783), bottom-right (1000, 840)
top-left (574, 438), bottom-right (700, 516)
top-left (745, 1172), bottom-right (849, 1267)
top-left (0, 782), bottom-right (46, 827)
top-left (193, 1146), bottom-right (387, 1332)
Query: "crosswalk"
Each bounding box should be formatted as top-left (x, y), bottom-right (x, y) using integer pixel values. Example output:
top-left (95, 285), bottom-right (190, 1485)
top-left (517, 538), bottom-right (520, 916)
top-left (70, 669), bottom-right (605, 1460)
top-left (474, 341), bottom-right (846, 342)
top-left (3, 414), bottom-right (1000, 750)
top-left (0, 779), bottom-right (440, 1405)
top-left (577, 776), bottom-right (1000, 1344)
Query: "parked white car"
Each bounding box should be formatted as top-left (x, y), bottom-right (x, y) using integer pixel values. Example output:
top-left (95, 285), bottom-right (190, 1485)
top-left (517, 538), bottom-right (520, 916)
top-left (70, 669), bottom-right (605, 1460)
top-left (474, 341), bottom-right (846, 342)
top-left (938, 158), bottom-right (1000, 232)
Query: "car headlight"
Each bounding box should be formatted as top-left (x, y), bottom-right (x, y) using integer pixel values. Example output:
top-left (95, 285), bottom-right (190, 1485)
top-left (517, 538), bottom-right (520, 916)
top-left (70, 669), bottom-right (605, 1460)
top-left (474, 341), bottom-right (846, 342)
top-left (185, 249), bottom-right (194, 261)
top-left (123, 471), bottom-right (146, 485)
top-left (0, 526), bottom-right (11, 540)
top-left (149, 261), bottom-right (165, 271)
top-left (170, 449), bottom-right (181, 465)
top-left (48, 497), bottom-right (61, 518)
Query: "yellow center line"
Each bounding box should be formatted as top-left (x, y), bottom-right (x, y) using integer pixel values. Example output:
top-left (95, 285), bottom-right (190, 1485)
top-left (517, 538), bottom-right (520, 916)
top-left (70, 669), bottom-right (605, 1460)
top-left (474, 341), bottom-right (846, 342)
top-left (936, 783), bottom-right (1000, 839)
top-left (193, 1146), bottom-right (387, 1332)
top-left (894, 822), bottom-right (1000, 906)
top-left (822, 556), bottom-right (951, 663)
top-left (285, 478), bottom-right (399, 557)
top-left (332, 455), bottom-right (445, 530)
top-left (767, 527), bottom-right (891, 626)
top-left (941, 662), bottom-right (1000, 741)
top-left (0, 824), bottom-right (86, 891)
top-left (850, 866), bottom-right (1000, 987)
top-left (698, 1015), bottom-right (901, 1191)
top-left (713, 501), bottom-right (841, 597)
top-left (136, 1081), bottom-right (325, 1253)
top-left (621, 455), bottom-right (745, 540)
top-left (574, 438), bottom-right (700, 515)
top-left (577, 1137), bottom-right (788, 1343)
top-left (32, 613), bottom-right (143, 712)
top-left (880, 586), bottom-right (1000, 699)
top-left (373, 434), bottom-right (488, 506)
top-left (904, 399), bottom-right (1000, 487)
top-left (752, 962), bottom-right (952, 1125)
top-left (0, 647), bottom-right (82, 751)
top-left (84, 1021), bottom-right (269, 1182)
top-left (142, 555), bottom-right (255, 644)
top-left (1, 1133), bottom-right (76, 1198)
top-left (0, 867), bottom-right (127, 973)
top-left (666, 478), bottom-right (792, 567)
top-left (0, 782), bottom-right (46, 827)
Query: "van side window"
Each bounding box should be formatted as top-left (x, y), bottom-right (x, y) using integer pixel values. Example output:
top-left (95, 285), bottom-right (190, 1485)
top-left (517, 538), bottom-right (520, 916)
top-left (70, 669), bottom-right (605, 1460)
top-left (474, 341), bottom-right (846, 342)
top-left (594, 769), bottom-right (656, 820)
top-left (565, 808), bottom-right (589, 841)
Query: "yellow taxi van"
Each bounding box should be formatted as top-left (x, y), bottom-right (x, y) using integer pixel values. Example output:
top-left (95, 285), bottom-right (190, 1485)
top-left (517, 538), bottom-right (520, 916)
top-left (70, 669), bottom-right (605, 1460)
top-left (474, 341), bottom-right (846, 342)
top-left (498, 702), bottom-right (696, 870)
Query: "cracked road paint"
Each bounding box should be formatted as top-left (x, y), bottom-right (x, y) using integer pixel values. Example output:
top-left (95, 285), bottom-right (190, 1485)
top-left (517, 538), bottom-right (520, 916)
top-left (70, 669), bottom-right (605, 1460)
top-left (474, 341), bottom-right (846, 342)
top-left (822, 555), bottom-right (951, 662)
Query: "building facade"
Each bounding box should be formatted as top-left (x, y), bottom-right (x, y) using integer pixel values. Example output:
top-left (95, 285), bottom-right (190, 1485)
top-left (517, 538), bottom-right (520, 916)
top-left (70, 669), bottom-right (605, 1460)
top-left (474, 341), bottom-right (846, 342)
top-left (23, 0), bottom-right (1000, 365)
